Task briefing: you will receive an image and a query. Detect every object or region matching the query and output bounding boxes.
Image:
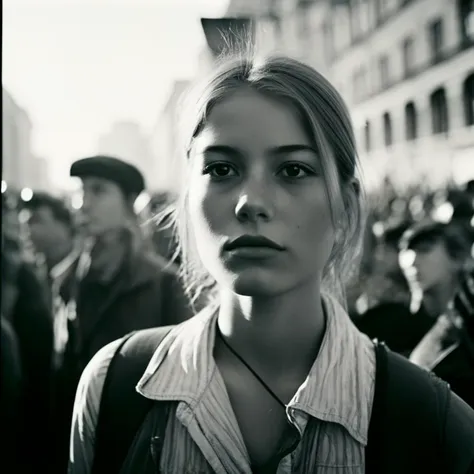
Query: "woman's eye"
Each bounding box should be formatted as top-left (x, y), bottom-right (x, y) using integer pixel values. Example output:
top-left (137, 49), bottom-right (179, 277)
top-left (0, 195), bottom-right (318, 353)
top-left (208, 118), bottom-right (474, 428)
top-left (204, 163), bottom-right (236, 179)
top-left (280, 164), bottom-right (313, 179)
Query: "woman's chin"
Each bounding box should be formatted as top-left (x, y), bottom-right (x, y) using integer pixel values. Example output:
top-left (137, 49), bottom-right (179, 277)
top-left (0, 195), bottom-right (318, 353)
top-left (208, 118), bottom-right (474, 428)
top-left (229, 272), bottom-right (283, 297)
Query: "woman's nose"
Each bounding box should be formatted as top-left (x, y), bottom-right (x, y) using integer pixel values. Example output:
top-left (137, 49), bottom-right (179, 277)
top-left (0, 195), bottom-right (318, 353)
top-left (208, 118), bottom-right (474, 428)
top-left (234, 191), bottom-right (274, 223)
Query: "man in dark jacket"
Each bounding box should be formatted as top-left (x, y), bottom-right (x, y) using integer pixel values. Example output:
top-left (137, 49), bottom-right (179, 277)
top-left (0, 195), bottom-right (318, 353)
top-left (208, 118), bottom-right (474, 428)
top-left (50, 155), bottom-right (192, 474)
top-left (357, 220), bottom-right (474, 408)
top-left (2, 193), bottom-right (55, 473)
top-left (1, 316), bottom-right (23, 469)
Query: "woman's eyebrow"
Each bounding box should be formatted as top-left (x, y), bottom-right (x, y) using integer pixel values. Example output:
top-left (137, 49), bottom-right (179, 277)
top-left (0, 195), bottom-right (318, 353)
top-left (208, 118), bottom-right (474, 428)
top-left (270, 144), bottom-right (318, 155)
top-left (199, 145), bottom-right (242, 158)
top-left (197, 144), bottom-right (318, 158)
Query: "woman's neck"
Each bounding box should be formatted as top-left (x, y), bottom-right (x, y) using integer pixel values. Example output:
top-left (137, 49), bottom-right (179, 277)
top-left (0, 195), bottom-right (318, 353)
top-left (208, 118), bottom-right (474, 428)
top-left (216, 279), bottom-right (326, 382)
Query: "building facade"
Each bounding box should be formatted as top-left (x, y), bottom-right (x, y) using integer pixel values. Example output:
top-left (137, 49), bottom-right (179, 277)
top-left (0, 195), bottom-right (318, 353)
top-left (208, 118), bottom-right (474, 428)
top-left (97, 121), bottom-right (157, 189)
top-left (151, 80), bottom-right (191, 193)
top-left (2, 88), bottom-right (49, 191)
top-left (197, 0), bottom-right (474, 191)
top-left (324, 0), bottom-right (474, 190)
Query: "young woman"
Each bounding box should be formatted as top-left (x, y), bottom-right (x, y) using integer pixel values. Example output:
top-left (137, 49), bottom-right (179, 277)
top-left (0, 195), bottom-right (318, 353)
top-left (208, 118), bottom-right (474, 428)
top-left (69, 54), bottom-right (474, 474)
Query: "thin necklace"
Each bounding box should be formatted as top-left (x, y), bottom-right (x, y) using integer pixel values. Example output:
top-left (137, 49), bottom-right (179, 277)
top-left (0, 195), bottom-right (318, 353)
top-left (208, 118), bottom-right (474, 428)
top-left (216, 327), bottom-right (287, 410)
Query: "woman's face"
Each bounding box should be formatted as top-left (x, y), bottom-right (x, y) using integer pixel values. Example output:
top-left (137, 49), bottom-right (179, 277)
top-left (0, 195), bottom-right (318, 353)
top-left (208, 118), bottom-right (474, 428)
top-left (187, 89), bottom-right (335, 297)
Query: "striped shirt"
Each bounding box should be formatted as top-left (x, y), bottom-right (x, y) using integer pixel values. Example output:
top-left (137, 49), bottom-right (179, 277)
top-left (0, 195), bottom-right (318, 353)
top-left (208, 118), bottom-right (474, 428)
top-left (69, 293), bottom-right (375, 473)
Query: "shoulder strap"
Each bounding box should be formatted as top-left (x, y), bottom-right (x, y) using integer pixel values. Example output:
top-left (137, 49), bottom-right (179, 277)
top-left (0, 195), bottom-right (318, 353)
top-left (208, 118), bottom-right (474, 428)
top-left (366, 341), bottom-right (450, 474)
top-left (92, 325), bottom-right (175, 474)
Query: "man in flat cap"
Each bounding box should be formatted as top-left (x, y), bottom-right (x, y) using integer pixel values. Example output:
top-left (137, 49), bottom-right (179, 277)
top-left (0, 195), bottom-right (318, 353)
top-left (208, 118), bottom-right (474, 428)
top-left (70, 155), bottom-right (145, 236)
top-left (357, 218), bottom-right (474, 408)
top-left (50, 155), bottom-right (192, 474)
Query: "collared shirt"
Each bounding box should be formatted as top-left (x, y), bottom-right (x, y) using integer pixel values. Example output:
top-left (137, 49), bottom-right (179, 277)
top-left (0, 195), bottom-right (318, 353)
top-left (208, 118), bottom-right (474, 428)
top-left (50, 248), bottom-right (82, 286)
top-left (50, 248), bottom-right (84, 365)
top-left (69, 293), bottom-right (376, 474)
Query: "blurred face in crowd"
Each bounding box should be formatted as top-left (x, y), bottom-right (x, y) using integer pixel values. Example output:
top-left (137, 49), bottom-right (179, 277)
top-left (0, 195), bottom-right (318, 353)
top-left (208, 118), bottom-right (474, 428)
top-left (28, 205), bottom-right (71, 260)
top-left (1, 208), bottom-right (22, 319)
top-left (188, 88), bottom-right (335, 297)
top-left (411, 239), bottom-right (460, 292)
top-left (80, 177), bottom-right (130, 236)
top-left (376, 244), bottom-right (401, 278)
top-left (2, 209), bottom-right (22, 280)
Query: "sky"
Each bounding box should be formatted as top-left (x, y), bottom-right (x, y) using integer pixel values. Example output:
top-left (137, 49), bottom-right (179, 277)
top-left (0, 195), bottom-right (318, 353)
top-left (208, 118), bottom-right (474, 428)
top-left (2, 0), bottom-right (230, 188)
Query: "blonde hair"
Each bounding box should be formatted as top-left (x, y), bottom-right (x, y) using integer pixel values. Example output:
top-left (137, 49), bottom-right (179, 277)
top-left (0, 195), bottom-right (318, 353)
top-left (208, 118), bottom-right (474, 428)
top-left (162, 52), bottom-right (365, 309)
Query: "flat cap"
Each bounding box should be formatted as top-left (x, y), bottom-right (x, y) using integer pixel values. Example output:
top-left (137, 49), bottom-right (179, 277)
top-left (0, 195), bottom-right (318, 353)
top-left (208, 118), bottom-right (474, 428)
top-left (70, 155), bottom-right (145, 197)
top-left (400, 219), bottom-right (472, 255)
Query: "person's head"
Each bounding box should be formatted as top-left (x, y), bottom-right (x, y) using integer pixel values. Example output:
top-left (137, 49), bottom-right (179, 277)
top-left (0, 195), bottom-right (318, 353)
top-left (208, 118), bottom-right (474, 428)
top-left (24, 193), bottom-right (74, 261)
top-left (376, 222), bottom-right (411, 279)
top-left (400, 221), bottom-right (472, 293)
top-left (70, 156), bottom-right (145, 236)
top-left (2, 200), bottom-right (22, 285)
top-left (170, 53), bottom-right (364, 305)
top-left (465, 180), bottom-right (474, 197)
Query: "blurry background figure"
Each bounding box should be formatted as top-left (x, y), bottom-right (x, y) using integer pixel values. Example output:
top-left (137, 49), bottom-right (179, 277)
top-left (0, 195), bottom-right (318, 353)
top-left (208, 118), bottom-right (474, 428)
top-left (1, 316), bottom-right (23, 469)
top-left (354, 220), bottom-right (433, 356)
top-left (1, 189), bottom-right (54, 474)
top-left (410, 264), bottom-right (474, 408)
top-left (357, 219), bottom-right (472, 356)
top-left (48, 155), bottom-right (192, 474)
top-left (400, 221), bottom-right (472, 318)
top-left (24, 192), bottom-right (77, 283)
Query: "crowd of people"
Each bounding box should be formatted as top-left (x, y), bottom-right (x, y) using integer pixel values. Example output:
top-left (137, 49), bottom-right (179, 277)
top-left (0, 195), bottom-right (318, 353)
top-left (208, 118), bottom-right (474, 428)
top-left (1, 52), bottom-right (474, 474)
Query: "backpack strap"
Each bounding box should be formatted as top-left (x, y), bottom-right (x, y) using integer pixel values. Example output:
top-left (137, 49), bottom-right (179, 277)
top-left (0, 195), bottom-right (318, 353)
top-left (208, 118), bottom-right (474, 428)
top-left (92, 325), bottom-right (176, 474)
top-left (366, 341), bottom-right (450, 474)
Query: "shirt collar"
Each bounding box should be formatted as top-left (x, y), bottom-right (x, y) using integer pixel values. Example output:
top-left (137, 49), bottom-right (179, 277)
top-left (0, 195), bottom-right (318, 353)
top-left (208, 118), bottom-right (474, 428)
top-left (288, 295), bottom-right (375, 444)
top-left (137, 294), bottom-right (375, 445)
top-left (49, 248), bottom-right (81, 281)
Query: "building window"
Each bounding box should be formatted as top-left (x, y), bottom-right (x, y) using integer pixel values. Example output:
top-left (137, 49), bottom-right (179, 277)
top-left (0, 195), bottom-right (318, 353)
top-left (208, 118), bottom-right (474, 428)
top-left (430, 87), bottom-right (449, 134)
top-left (402, 36), bottom-right (415, 77)
top-left (458, 0), bottom-right (474, 44)
top-left (428, 18), bottom-right (444, 63)
top-left (378, 55), bottom-right (390, 89)
top-left (358, 0), bottom-right (371, 35)
top-left (350, 0), bottom-right (370, 40)
top-left (273, 15), bottom-right (283, 44)
top-left (405, 102), bottom-right (418, 140)
top-left (463, 72), bottom-right (474, 126)
top-left (332, 3), bottom-right (352, 54)
top-left (376, 0), bottom-right (397, 23)
top-left (383, 112), bottom-right (393, 146)
top-left (353, 66), bottom-right (367, 102)
top-left (353, 71), bottom-right (359, 102)
top-left (364, 120), bottom-right (372, 151)
top-left (297, 3), bottom-right (311, 41)
top-left (323, 20), bottom-right (334, 63)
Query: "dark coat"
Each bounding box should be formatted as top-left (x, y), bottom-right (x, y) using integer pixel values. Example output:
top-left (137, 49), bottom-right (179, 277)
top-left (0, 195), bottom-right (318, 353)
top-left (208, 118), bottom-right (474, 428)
top-left (73, 249), bottom-right (191, 366)
top-left (8, 264), bottom-right (55, 473)
top-left (356, 302), bottom-right (474, 409)
top-left (355, 302), bottom-right (435, 357)
top-left (433, 343), bottom-right (474, 410)
top-left (1, 317), bottom-right (23, 467)
top-left (51, 245), bottom-right (192, 474)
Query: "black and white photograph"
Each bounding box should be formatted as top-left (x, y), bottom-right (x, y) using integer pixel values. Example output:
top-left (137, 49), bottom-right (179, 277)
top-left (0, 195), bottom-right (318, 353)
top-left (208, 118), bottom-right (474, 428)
top-left (2, 0), bottom-right (474, 472)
